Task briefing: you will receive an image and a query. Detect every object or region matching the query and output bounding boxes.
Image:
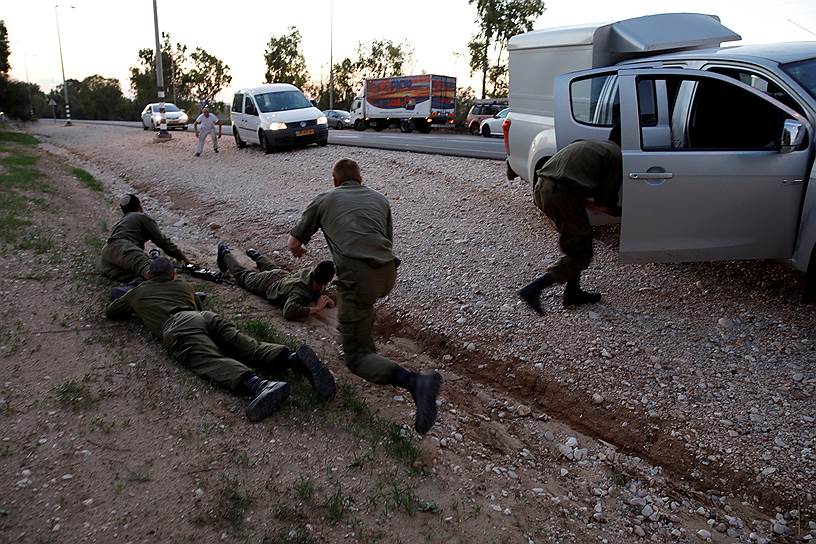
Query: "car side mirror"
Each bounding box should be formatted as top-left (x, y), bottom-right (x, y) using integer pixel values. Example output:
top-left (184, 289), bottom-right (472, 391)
top-left (780, 119), bottom-right (805, 154)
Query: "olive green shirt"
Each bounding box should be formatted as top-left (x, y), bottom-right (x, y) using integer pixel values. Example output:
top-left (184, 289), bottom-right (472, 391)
top-left (266, 268), bottom-right (318, 321)
top-left (290, 180), bottom-right (395, 267)
top-left (536, 140), bottom-right (622, 215)
top-left (105, 276), bottom-right (201, 338)
top-left (107, 212), bottom-right (185, 260)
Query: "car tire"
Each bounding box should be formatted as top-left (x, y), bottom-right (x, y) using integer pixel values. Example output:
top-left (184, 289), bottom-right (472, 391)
top-left (234, 128), bottom-right (246, 149)
top-left (318, 139), bottom-right (328, 147)
top-left (142, 123), bottom-right (149, 131)
top-left (804, 244), bottom-right (816, 304)
top-left (150, 120), bottom-right (156, 131)
top-left (399, 120), bottom-right (414, 133)
top-left (181, 125), bottom-right (188, 131)
top-left (336, 123), bottom-right (343, 130)
top-left (482, 125), bottom-right (491, 138)
top-left (354, 120), bottom-right (365, 131)
top-left (469, 122), bottom-right (480, 135)
top-left (259, 131), bottom-right (273, 154)
top-left (416, 121), bottom-right (431, 134)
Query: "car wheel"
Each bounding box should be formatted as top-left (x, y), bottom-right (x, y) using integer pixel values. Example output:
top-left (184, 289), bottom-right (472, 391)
top-left (804, 244), bottom-right (816, 304)
top-left (181, 125), bottom-right (188, 131)
top-left (336, 123), bottom-right (343, 131)
top-left (469, 122), bottom-right (480, 135)
top-left (150, 120), bottom-right (156, 131)
top-left (399, 120), bottom-right (414, 133)
top-left (318, 139), bottom-right (328, 147)
top-left (142, 122), bottom-right (149, 131)
top-left (354, 119), bottom-right (365, 131)
top-left (482, 124), bottom-right (491, 138)
top-left (234, 128), bottom-right (246, 149)
top-left (417, 121), bottom-right (432, 134)
top-left (259, 131), bottom-right (273, 154)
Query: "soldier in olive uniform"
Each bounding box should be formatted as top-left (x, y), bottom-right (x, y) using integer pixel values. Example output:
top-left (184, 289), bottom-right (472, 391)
top-left (519, 126), bottom-right (622, 315)
top-left (215, 242), bottom-right (336, 321)
top-left (105, 257), bottom-right (336, 422)
top-left (288, 158), bottom-right (442, 434)
top-left (98, 194), bottom-right (190, 281)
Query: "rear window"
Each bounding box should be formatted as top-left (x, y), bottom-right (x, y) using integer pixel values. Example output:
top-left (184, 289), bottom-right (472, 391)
top-left (570, 74), bottom-right (619, 126)
top-left (232, 94), bottom-right (244, 114)
top-left (254, 90), bottom-right (313, 113)
top-left (151, 103), bottom-right (180, 113)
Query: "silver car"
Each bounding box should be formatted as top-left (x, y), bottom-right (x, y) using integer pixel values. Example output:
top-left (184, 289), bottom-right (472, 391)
top-left (323, 109), bottom-right (352, 130)
top-left (141, 103), bottom-right (189, 131)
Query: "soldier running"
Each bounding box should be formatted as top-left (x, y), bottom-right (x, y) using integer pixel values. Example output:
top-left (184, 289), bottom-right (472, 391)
top-left (98, 194), bottom-right (189, 282)
top-left (287, 158), bottom-right (442, 434)
top-left (215, 242), bottom-right (336, 321)
top-left (105, 257), bottom-right (336, 422)
top-left (518, 126), bottom-right (622, 314)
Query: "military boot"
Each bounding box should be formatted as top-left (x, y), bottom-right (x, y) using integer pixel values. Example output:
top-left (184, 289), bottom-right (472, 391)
top-left (518, 273), bottom-right (555, 316)
top-left (409, 371), bottom-right (442, 434)
top-left (246, 248), bottom-right (262, 262)
top-left (216, 241), bottom-right (232, 272)
top-left (240, 374), bottom-right (290, 422)
top-left (288, 345), bottom-right (336, 400)
top-left (563, 275), bottom-right (602, 307)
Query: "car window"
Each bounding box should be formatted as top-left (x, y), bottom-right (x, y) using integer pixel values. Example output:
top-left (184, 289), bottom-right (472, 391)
top-left (637, 75), bottom-right (790, 151)
top-left (498, 108), bottom-right (509, 118)
top-left (244, 97), bottom-right (258, 116)
top-left (254, 90), bottom-right (312, 113)
top-left (232, 94), bottom-right (243, 114)
top-left (707, 67), bottom-right (805, 116)
top-left (570, 73), bottom-right (619, 127)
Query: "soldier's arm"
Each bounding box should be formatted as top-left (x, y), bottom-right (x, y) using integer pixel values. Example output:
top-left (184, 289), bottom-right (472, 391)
top-left (593, 151), bottom-right (623, 216)
top-left (105, 292), bottom-right (134, 320)
top-left (289, 195), bottom-right (323, 247)
top-left (386, 207), bottom-right (394, 242)
top-left (144, 216), bottom-right (188, 262)
top-left (281, 294), bottom-right (312, 321)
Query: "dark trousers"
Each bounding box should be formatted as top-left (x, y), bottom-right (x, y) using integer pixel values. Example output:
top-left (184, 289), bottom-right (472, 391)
top-left (223, 252), bottom-right (285, 297)
top-left (534, 176), bottom-right (593, 283)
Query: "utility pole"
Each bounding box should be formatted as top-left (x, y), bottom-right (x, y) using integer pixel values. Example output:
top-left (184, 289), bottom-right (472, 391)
top-left (54, 5), bottom-right (72, 126)
top-left (328, 0), bottom-right (334, 110)
top-left (152, 0), bottom-right (171, 141)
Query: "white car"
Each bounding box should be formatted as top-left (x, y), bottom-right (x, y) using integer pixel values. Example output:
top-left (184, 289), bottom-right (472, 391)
top-left (479, 107), bottom-right (509, 138)
top-left (230, 84), bottom-right (328, 153)
top-left (141, 103), bottom-right (188, 130)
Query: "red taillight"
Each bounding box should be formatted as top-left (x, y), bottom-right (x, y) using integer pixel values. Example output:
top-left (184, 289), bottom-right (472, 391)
top-left (502, 118), bottom-right (511, 155)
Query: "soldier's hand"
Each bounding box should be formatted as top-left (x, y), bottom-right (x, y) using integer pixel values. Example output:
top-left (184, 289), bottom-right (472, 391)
top-left (319, 295), bottom-right (335, 309)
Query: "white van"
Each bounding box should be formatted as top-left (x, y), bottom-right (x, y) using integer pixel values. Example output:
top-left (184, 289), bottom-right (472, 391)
top-left (230, 84), bottom-right (328, 153)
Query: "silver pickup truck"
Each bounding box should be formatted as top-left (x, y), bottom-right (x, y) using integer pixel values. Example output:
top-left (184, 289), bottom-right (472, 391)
top-left (504, 13), bottom-right (816, 301)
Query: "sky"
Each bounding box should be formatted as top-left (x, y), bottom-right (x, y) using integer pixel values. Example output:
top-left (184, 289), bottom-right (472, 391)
top-left (4, 0), bottom-right (816, 103)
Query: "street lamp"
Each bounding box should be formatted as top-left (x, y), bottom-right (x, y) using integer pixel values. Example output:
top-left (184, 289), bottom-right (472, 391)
top-left (54, 4), bottom-right (73, 126)
top-left (328, 0), bottom-right (334, 110)
top-left (152, 0), bottom-right (171, 141)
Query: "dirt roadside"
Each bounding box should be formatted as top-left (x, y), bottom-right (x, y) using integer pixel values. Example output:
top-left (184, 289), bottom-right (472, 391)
top-left (0, 126), bottom-right (812, 543)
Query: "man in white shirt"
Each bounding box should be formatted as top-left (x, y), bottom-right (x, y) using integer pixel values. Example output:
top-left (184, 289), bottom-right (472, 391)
top-left (194, 106), bottom-right (222, 156)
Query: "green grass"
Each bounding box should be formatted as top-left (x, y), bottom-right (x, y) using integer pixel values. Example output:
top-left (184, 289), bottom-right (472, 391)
top-left (84, 235), bottom-right (105, 252)
top-left (209, 476), bottom-right (252, 535)
top-left (17, 229), bottom-right (55, 254)
top-left (295, 477), bottom-right (315, 502)
top-left (0, 131), bottom-right (39, 146)
top-left (55, 379), bottom-right (97, 411)
top-left (72, 167), bottom-right (103, 192)
top-left (323, 481), bottom-right (351, 522)
top-left (241, 319), bottom-right (299, 350)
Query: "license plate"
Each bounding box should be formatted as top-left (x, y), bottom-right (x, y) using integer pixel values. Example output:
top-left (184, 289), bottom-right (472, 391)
top-left (296, 128), bottom-right (315, 137)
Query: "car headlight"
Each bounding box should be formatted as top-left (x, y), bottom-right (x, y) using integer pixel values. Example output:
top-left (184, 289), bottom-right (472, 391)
top-left (268, 122), bottom-right (287, 130)
top-left (317, 116), bottom-right (327, 125)
top-left (179, 115), bottom-right (188, 122)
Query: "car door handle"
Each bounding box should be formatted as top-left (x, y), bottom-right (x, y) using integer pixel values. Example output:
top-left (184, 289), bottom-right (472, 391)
top-left (629, 172), bottom-right (673, 180)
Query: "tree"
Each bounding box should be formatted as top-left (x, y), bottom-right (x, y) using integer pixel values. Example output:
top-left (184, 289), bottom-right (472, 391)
top-left (263, 27), bottom-right (308, 88)
top-left (129, 33), bottom-right (191, 107)
top-left (0, 20), bottom-right (10, 77)
top-left (324, 39), bottom-right (414, 110)
top-left (455, 86), bottom-right (477, 127)
top-left (188, 48), bottom-right (232, 105)
top-left (468, 0), bottom-right (546, 98)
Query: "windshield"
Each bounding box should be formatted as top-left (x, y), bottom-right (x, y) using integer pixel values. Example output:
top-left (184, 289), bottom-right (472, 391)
top-left (151, 103), bottom-right (180, 113)
top-left (254, 91), bottom-right (312, 113)
top-left (782, 58), bottom-right (816, 101)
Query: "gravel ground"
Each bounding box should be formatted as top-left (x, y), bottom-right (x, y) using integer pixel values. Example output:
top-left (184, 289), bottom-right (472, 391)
top-left (30, 124), bottom-right (815, 526)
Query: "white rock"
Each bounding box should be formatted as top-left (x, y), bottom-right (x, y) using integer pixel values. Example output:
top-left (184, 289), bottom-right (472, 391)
top-left (393, 395), bottom-right (405, 402)
top-left (465, 342), bottom-right (476, 351)
top-left (61, 474), bottom-right (73, 480)
top-left (641, 504), bottom-right (654, 517)
top-left (559, 468), bottom-right (568, 477)
top-left (516, 404), bottom-right (531, 417)
top-left (717, 318), bottom-right (734, 328)
top-left (82, 498), bottom-right (93, 506)
top-left (634, 526), bottom-right (646, 537)
top-left (565, 437), bottom-right (578, 448)
top-left (592, 393), bottom-right (604, 404)
top-left (697, 529), bottom-right (711, 540)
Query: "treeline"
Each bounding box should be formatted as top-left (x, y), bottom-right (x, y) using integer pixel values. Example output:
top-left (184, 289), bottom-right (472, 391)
top-left (1, 1), bottom-right (545, 122)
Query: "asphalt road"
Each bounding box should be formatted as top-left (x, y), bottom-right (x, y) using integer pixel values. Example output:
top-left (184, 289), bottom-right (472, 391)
top-left (63, 119), bottom-right (506, 161)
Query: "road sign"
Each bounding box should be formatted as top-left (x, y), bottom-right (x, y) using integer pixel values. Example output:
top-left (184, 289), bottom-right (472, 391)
top-left (48, 98), bottom-right (57, 106)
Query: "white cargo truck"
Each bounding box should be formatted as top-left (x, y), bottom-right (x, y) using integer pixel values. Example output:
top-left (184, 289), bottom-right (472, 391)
top-left (349, 74), bottom-right (456, 133)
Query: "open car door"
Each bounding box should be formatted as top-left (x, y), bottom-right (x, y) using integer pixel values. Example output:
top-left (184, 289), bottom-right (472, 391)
top-left (616, 68), bottom-right (811, 263)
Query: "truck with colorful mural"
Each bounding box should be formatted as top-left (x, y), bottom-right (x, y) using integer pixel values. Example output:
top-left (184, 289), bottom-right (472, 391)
top-left (349, 74), bottom-right (456, 133)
